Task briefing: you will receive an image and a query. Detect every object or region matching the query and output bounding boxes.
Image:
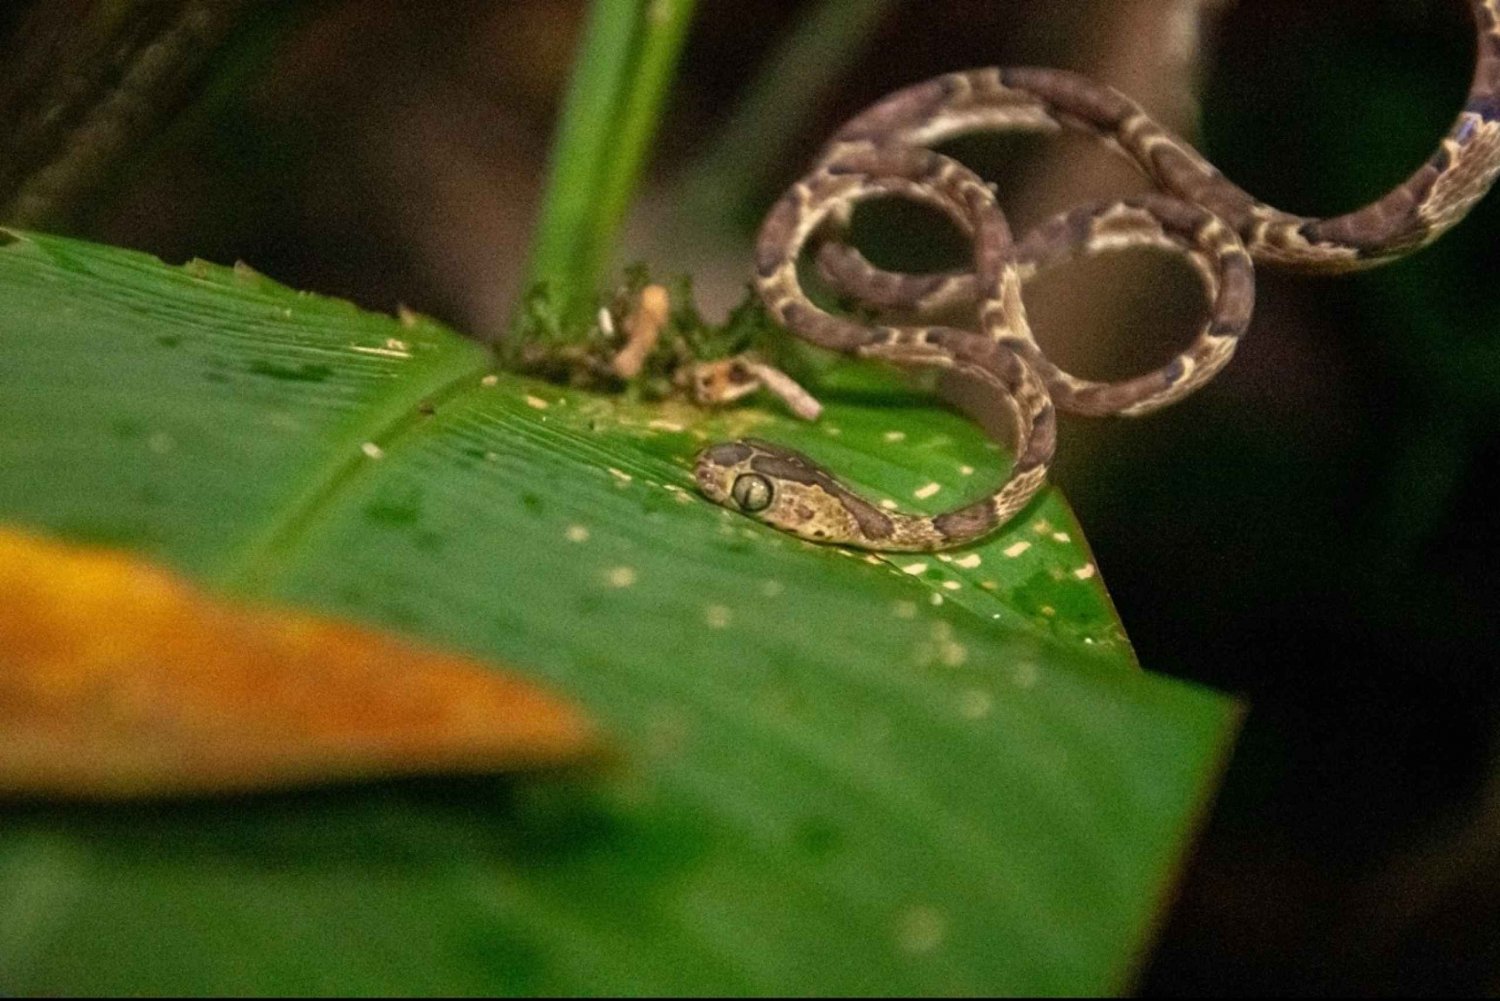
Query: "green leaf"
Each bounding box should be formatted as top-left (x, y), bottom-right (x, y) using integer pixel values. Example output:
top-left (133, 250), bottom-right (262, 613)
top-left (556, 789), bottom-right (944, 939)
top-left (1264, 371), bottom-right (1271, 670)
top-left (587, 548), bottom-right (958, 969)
top-left (0, 229), bottom-right (1238, 994)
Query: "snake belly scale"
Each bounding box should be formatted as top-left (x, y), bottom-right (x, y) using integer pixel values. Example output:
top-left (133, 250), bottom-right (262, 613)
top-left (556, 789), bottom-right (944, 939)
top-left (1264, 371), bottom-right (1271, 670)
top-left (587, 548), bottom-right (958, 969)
top-left (695, 0), bottom-right (1500, 552)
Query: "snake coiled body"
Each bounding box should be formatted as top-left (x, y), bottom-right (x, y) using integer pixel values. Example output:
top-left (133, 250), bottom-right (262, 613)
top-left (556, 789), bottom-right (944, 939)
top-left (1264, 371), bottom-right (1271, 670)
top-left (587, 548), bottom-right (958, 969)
top-left (696, 1), bottom-right (1500, 551)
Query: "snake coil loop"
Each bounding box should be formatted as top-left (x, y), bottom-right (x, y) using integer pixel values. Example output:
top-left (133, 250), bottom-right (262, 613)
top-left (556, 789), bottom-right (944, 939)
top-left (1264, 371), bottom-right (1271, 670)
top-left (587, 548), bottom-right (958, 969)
top-left (697, 1), bottom-right (1500, 552)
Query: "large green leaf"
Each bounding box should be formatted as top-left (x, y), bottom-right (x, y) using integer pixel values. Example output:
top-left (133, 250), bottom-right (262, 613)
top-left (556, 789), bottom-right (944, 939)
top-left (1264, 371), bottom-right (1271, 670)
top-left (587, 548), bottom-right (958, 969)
top-left (0, 229), bottom-right (1237, 994)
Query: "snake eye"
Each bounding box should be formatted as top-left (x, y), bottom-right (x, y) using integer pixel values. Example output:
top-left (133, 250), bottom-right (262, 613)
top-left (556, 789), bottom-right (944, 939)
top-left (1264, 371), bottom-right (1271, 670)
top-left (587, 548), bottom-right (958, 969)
top-left (731, 473), bottom-right (773, 513)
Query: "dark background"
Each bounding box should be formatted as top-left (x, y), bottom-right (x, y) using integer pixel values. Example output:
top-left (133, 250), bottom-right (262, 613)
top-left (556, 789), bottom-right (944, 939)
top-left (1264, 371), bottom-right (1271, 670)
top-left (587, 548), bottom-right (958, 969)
top-left (3, 1), bottom-right (1497, 992)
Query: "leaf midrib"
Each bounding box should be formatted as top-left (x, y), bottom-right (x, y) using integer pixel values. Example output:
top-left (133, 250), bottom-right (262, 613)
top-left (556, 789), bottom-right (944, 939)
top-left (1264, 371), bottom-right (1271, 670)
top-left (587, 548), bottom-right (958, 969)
top-left (212, 338), bottom-right (493, 595)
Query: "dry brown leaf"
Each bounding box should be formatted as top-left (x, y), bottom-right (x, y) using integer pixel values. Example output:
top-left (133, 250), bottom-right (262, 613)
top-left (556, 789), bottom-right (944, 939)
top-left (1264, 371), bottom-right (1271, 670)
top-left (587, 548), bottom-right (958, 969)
top-left (0, 527), bottom-right (600, 798)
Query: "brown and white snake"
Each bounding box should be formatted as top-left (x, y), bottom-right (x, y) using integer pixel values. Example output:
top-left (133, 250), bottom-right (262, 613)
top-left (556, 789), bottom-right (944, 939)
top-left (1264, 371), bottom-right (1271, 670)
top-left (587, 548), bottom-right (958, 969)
top-left (696, 1), bottom-right (1500, 551)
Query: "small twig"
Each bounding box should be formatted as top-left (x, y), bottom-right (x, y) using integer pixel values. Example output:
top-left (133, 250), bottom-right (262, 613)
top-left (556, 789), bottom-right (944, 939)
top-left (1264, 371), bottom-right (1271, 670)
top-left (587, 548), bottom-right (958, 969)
top-left (681, 353), bottom-right (822, 421)
top-left (740, 358), bottom-right (822, 420)
top-left (611, 283), bottom-right (670, 379)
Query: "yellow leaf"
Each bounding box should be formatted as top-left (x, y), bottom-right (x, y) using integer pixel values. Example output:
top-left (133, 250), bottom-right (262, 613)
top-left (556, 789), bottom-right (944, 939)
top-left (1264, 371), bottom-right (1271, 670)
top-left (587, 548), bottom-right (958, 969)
top-left (0, 528), bottom-right (600, 798)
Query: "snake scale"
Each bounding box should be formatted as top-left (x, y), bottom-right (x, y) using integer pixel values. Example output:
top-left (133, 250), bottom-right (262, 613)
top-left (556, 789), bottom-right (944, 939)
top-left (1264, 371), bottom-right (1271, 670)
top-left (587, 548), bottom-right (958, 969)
top-left (696, 0), bottom-right (1500, 552)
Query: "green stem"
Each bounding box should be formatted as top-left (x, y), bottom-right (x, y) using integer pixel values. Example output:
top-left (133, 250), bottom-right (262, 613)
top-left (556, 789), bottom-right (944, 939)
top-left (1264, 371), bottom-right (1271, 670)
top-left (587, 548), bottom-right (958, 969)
top-left (674, 0), bottom-right (895, 236)
top-left (514, 0), bottom-right (697, 344)
top-left (594, 0), bottom-right (697, 259)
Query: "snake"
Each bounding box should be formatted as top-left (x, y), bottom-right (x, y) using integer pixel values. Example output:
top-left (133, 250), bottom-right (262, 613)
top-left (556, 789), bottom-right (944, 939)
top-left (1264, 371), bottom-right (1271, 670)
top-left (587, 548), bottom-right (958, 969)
top-left (695, 0), bottom-right (1500, 552)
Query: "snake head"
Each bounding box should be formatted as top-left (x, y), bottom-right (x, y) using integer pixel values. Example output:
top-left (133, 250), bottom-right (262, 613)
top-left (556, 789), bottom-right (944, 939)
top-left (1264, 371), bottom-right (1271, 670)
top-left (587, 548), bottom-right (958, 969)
top-left (694, 438), bottom-right (895, 547)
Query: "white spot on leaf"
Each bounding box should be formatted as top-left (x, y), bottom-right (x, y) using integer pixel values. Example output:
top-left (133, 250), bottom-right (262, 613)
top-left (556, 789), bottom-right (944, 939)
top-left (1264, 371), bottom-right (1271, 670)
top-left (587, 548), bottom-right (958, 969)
top-left (896, 907), bottom-right (946, 954)
top-left (959, 689), bottom-right (993, 719)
